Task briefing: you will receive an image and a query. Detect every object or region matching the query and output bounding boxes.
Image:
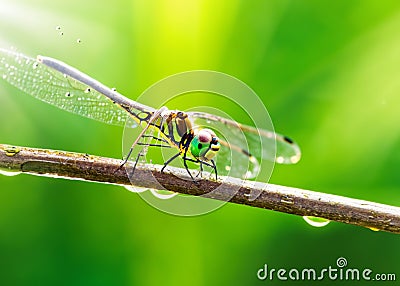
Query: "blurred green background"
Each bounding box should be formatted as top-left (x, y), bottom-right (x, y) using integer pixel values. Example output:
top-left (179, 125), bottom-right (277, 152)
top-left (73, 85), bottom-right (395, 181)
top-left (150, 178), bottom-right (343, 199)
top-left (1, 0), bottom-right (400, 285)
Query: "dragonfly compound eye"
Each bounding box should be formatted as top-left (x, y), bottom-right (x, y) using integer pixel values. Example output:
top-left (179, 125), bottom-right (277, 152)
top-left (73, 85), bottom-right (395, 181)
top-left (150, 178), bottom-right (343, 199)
top-left (211, 138), bottom-right (220, 152)
top-left (198, 129), bottom-right (212, 143)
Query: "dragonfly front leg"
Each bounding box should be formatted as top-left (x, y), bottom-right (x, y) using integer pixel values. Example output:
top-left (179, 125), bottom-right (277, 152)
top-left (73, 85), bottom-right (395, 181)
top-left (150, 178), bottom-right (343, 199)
top-left (200, 159), bottom-right (217, 180)
top-left (196, 162), bottom-right (204, 178)
top-left (182, 157), bottom-right (218, 181)
top-left (211, 159), bottom-right (217, 180)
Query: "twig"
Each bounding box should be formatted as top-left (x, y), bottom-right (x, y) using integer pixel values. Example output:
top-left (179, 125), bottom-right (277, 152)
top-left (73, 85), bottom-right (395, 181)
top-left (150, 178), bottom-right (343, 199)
top-left (0, 143), bottom-right (399, 234)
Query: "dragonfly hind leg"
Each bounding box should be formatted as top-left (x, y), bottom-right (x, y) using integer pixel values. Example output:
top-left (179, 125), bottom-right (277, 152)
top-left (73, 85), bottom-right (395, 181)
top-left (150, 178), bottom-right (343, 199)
top-left (118, 134), bottom-right (170, 175)
top-left (161, 152), bottom-right (199, 183)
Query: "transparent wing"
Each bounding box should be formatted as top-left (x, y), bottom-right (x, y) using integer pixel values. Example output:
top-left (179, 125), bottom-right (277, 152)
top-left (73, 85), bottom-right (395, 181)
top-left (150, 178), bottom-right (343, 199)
top-left (0, 48), bottom-right (141, 127)
top-left (187, 111), bottom-right (301, 179)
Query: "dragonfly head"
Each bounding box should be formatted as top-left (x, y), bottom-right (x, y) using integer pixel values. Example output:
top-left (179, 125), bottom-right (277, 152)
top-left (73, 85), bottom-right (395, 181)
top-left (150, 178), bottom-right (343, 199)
top-left (190, 129), bottom-right (220, 160)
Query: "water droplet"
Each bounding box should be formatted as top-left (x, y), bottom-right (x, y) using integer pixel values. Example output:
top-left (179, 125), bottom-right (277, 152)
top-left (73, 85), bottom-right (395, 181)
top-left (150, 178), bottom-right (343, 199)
top-left (0, 168), bottom-right (21, 177)
top-left (150, 189), bottom-right (177, 200)
top-left (303, 216), bottom-right (330, 227)
top-left (290, 155), bottom-right (300, 164)
top-left (124, 185), bottom-right (147, 193)
top-left (249, 156), bottom-right (258, 164)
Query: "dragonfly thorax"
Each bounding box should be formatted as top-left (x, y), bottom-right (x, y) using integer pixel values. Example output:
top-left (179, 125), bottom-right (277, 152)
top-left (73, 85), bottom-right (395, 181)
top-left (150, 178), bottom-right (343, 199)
top-left (189, 128), bottom-right (220, 161)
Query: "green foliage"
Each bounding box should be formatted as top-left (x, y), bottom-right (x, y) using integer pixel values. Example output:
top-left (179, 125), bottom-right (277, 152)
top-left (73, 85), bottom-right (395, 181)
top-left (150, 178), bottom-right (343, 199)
top-left (0, 0), bottom-right (399, 285)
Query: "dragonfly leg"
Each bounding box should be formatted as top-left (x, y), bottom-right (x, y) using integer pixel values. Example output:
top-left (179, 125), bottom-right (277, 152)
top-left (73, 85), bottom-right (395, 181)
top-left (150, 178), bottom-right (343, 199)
top-left (211, 159), bottom-right (217, 180)
top-left (161, 152), bottom-right (199, 184)
top-left (161, 152), bottom-right (181, 173)
top-left (182, 157), bottom-right (217, 180)
top-left (141, 135), bottom-right (169, 144)
top-left (136, 142), bottom-right (171, 148)
top-left (117, 135), bottom-right (166, 174)
top-left (182, 156), bottom-right (196, 181)
top-left (119, 106), bottom-right (167, 172)
top-left (182, 146), bottom-right (197, 182)
top-left (132, 149), bottom-right (146, 174)
top-left (196, 162), bottom-right (203, 178)
top-left (117, 137), bottom-right (146, 172)
top-left (114, 147), bottom-right (133, 174)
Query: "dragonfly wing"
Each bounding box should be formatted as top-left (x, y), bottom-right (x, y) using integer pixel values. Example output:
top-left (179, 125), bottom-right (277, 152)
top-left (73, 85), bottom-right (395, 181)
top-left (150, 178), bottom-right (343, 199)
top-left (188, 112), bottom-right (301, 164)
top-left (0, 48), bottom-right (142, 127)
top-left (187, 112), bottom-right (256, 179)
top-left (239, 122), bottom-right (301, 164)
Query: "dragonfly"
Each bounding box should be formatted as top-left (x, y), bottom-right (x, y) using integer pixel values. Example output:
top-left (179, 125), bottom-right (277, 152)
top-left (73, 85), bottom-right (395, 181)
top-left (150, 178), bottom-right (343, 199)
top-left (0, 48), bottom-right (301, 182)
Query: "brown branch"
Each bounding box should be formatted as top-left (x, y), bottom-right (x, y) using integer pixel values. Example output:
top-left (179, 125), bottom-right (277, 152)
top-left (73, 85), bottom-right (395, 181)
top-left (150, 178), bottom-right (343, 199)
top-left (0, 143), bottom-right (399, 234)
